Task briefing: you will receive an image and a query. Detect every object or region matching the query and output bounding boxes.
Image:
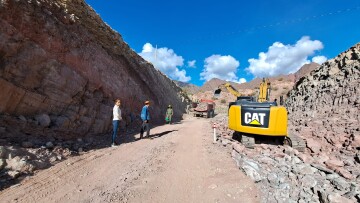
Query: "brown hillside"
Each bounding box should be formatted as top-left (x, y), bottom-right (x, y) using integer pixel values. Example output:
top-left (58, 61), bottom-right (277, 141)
top-left (199, 78), bottom-right (240, 92)
top-left (174, 81), bottom-right (200, 95)
top-left (294, 62), bottom-right (320, 82)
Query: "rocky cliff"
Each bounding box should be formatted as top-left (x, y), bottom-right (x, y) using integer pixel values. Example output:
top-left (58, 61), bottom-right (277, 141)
top-left (286, 43), bottom-right (360, 180)
top-left (0, 0), bottom-right (187, 138)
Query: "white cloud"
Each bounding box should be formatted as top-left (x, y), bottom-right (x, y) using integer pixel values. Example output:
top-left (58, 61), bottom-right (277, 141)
top-left (200, 54), bottom-right (245, 83)
top-left (246, 36), bottom-right (325, 78)
top-left (187, 60), bottom-right (196, 68)
top-left (139, 43), bottom-right (191, 82)
top-left (312, 55), bottom-right (327, 64)
top-left (238, 78), bottom-right (247, 83)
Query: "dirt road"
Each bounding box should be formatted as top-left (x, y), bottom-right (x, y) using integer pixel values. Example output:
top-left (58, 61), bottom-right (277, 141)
top-left (0, 116), bottom-right (259, 203)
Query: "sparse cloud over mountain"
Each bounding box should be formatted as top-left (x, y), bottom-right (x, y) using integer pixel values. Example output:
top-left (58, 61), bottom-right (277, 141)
top-left (139, 43), bottom-right (191, 82)
top-left (312, 56), bottom-right (328, 64)
top-left (200, 54), bottom-right (246, 83)
top-left (246, 36), bottom-right (326, 78)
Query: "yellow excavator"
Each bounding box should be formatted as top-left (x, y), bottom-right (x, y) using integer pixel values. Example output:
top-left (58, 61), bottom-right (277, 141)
top-left (214, 78), bottom-right (305, 151)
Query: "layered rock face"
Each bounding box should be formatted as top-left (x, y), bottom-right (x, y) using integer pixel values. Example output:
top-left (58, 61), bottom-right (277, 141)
top-left (0, 0), bottom-right (187, 138)
top-left (286, 43), bottom-right (360, 178)
top-left (286, 43), bottom-right (359, 148)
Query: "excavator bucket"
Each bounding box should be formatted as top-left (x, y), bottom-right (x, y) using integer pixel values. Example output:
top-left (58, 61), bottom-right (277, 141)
top-left (214, 89), bottom-right (222, 97)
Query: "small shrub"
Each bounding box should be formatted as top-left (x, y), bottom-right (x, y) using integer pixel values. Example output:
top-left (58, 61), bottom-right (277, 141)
top-left (278, 77), bottom-right (283, 81)
top-left (281, 90), bottom-right (288, 95)
top-left (220, 99), bottom-right (226, 104)
top-left (272, 86), bottom-right (279, 91)
top-left (282, 86), bottom-right (288, 90)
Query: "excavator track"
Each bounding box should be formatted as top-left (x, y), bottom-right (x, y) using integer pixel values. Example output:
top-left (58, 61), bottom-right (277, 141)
top-left (241, 134), bottom-right (255, 149)
top-left (284, 134), bottom-right (306, 152)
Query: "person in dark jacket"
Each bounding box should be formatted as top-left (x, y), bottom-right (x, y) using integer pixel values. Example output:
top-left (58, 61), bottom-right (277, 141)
top-left (140, 100), bottom-right (150, 139)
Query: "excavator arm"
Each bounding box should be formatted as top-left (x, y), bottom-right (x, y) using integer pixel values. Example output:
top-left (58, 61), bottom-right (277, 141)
top-left (258, 78), bottom-right (271, 102)
top-left (214, 83), bottom-right (242, 97)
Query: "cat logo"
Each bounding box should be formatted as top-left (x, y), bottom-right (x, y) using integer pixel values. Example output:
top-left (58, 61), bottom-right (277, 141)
top-left (244, 112), bottom-right (266, 126)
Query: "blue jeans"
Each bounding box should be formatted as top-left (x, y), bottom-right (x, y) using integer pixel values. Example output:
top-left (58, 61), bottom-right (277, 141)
top-left (112, 120), bottom-right (119, 144)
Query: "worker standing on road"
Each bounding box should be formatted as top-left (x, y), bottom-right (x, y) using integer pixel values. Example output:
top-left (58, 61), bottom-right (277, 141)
top-left (140, 100), bottom-right (151, 139)
top-left (274, 98), bottom-right (278, 106)
top-left (112, 99), bottom-right (122, 147)
top-left (165, 105), bottom-right (173, 124)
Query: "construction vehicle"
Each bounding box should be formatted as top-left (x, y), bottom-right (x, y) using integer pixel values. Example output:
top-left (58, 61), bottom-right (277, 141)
top-left (193, 99), bottom-right (215, 118)
top-left (215, 78), bottom-right (305, 151)
top-left (214, 83), bottom-right (242, 98)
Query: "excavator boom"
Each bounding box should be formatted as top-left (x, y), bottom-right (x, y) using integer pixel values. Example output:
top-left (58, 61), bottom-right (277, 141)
top-left (214, 83), bottom-right (241, 98)
top-left (258, 78), bottom-right (271, 102)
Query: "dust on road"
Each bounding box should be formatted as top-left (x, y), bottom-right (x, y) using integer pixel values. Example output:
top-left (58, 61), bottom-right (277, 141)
top-left (0, 116), bottom-right (259, 203)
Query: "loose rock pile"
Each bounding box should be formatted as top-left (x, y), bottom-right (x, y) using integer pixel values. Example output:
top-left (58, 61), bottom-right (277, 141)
top-left (194, 102), bottom-right (209, 112)
top-left (285, 43), bottom-right (360, 182)
top-left (0, 142), bottom-right (72, 189)
top-left (211, 114), bottom-right (359, 203)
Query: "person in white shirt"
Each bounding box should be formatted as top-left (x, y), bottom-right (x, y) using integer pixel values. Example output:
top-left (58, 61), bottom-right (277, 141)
top-left (112, 99), bottom-right (122, 147)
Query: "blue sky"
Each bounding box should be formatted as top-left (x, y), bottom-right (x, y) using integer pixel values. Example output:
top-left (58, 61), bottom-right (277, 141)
top-left (85, 0), bottom-right (360, 86)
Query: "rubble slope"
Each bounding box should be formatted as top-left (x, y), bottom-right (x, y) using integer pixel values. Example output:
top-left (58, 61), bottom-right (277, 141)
top-left (286, 43), bottom-right (360, 179)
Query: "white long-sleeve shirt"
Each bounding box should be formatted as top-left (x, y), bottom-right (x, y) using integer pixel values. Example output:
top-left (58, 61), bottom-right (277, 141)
top-left (113, 105), bottom-right (122, 121)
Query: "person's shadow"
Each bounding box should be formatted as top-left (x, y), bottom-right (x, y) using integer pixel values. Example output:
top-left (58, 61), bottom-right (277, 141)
top-left (142, 130), bottom-right (178, 140)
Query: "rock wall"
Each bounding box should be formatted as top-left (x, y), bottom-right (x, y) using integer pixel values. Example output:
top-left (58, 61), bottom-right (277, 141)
top-left (286, 43), bottom-right (360, 150)
top-left (0, 0), bottom-right (187, 138)
top-left (286, 43), bottom-right (360, 182)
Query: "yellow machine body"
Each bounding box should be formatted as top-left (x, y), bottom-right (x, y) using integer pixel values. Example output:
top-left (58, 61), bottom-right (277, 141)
top-left (228, 104), bottom-right (287, 136)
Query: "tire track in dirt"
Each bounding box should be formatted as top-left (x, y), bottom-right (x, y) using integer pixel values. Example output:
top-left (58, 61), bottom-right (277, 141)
top-left (123, 117), bottom-right (260, 203)
top-left (0, 117), bottom-right (259, 203)
top-left (0, 127), bottom-right (178, 202)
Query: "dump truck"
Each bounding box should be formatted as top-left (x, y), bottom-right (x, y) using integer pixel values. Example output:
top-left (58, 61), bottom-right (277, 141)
top-left (193, 99), bottom-right (215, 118)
